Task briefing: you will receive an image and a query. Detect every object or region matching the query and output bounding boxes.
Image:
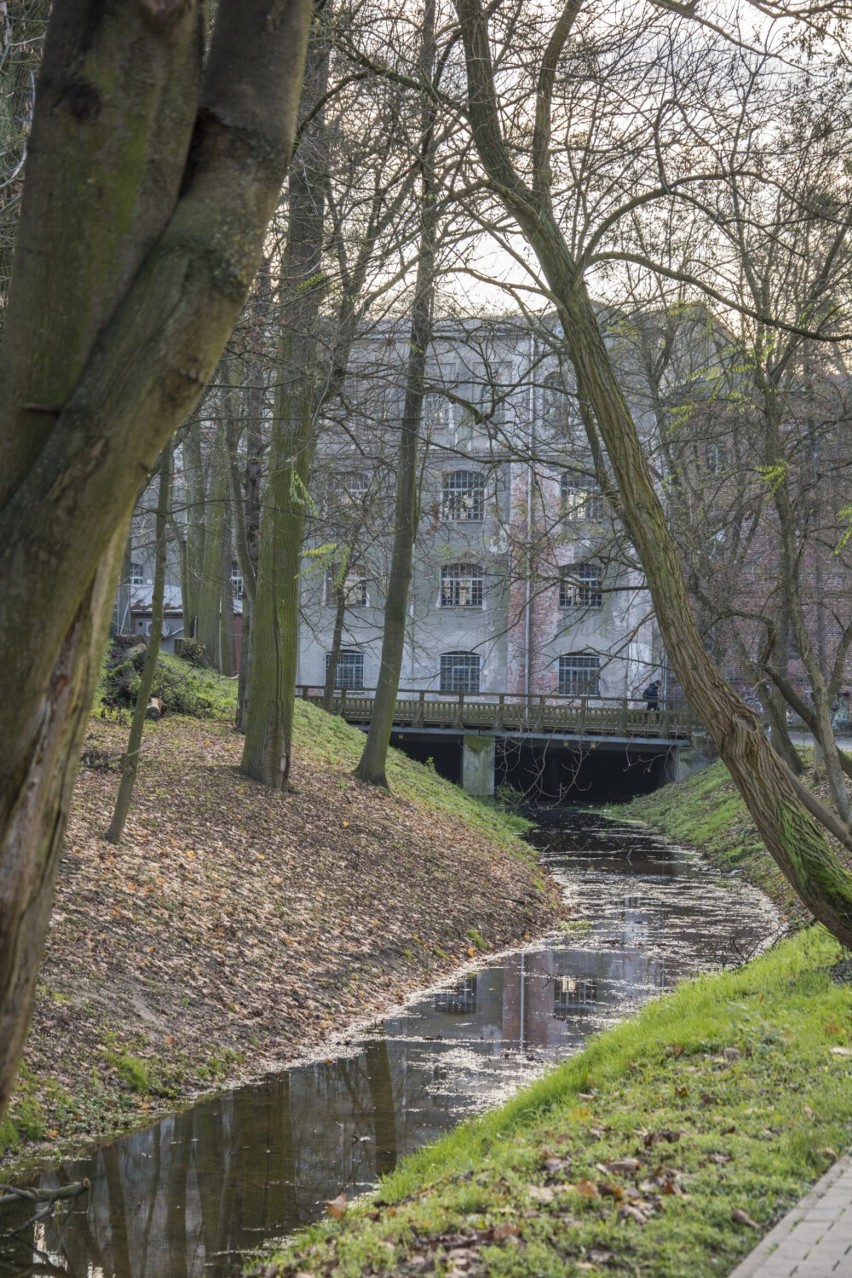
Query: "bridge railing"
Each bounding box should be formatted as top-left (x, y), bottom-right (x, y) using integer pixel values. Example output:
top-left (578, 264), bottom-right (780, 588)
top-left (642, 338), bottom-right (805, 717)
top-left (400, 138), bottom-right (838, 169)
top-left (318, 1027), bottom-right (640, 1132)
top-left (297, 686), bottom-right (697, 740)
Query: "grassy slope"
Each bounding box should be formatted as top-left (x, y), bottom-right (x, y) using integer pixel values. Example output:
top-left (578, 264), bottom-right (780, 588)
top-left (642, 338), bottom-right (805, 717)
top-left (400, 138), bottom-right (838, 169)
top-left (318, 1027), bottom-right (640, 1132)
top-left (1, 661), bottom-right (559, 1173)
top-left (264, 763), bottom-right (852, 1277)
top-left (264, 929), bottom-right (851, 1277)
top-left (614, 759), bottom-right (825, 922)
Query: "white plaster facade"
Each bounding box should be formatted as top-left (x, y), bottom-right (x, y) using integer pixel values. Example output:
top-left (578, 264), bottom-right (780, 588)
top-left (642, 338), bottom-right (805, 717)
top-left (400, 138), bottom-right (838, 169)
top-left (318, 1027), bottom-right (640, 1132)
top-left (297, 316), bottom-right (659, 701)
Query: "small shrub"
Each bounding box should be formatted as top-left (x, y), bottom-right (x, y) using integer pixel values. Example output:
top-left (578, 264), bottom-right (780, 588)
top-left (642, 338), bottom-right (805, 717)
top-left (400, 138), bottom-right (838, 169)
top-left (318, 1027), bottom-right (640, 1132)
top-left (494, 783), bottom-right (524, 812)
top-left (174, 637), bottom-right (211, 668)
top-left (0, 1115), bottom-right (19, 1153)
top-left (110, 1052), bottom-right (151, 1094)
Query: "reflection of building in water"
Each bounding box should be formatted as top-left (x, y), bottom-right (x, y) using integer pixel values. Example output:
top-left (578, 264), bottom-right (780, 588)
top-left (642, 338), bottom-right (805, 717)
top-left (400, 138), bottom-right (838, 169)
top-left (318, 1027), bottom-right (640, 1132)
top-left (433, 974), bottom-right (478, 1014)
top-left (553, 974), bottom-right (598, 1017)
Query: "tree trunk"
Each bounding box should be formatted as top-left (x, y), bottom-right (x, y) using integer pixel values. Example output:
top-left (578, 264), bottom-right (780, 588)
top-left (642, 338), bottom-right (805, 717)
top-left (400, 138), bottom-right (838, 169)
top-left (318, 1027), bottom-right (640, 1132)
top-left (354, 0), bottom-right (437, 789)
top-left (0, 0), bottom-right (311, 1123)
top-left (197, 418), bottom-right (230, 670)
top-left (115, 534), bottom-right (134, 637)
top-left (220, 492), bottom-right (235, 676)
top-left (106, 446), bottom-right (171, 843)
top-left (766, 666), bottom-right (852, 783)
top-left (455, 0), bottom-right (852, 947)
top-left (181, 415), bottom-right (207, 643)
top-left (225, 307), bottom-right (268, 727)
top-left (323, 580), bottom-right (349, 712)
top-left (241, 14), bottom-right (330, 787)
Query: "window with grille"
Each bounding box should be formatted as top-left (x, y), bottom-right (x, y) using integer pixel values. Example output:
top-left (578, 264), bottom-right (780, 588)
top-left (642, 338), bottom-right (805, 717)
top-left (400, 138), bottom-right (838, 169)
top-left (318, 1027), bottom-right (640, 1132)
top-left (558, 653), bottom-right (600, 697)
top-left (343, 471), bottom-right (370, 507)
top-left (325, 566), bottom-right (368, 607)
top-left (231, 559), bottom-right (244, 597)
top-left (440, 563), bottom-right (483, 608)
top-left (559, 562), bottom-right (603, 609)
top-left (326, 649), bottom-right (364, 689)
top-left (442, 470), bottom-right (484, 521)
top-left (553, 975), bottom-right (598, 1017)
top-left (561, 471), bottom-right (605, 521)
top-left (129, 561), bottom-right (143, 586)
top-left (440, 651), bottom-right (481, 693)
top-left (433, 974), bottom-right (478, 1014)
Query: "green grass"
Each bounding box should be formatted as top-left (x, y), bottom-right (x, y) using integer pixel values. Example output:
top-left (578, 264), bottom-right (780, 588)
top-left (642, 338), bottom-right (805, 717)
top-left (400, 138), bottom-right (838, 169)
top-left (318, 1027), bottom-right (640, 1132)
top-left (612, 761), bottom-right (801, 914)
top-left (96, 645), bottom-right (239, 720)
top-left (263, 928), bottom-right (852, 1277)
top-left (156, 652), bottom-right (239, 718)
top-left (0, 1067), bottom-right (46, 1150)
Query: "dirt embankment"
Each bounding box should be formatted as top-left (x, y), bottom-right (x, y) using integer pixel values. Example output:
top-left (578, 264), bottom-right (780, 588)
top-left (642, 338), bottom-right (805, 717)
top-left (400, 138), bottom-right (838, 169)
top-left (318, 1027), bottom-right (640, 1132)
top-left (4, 709), bottom-right (564, 1171)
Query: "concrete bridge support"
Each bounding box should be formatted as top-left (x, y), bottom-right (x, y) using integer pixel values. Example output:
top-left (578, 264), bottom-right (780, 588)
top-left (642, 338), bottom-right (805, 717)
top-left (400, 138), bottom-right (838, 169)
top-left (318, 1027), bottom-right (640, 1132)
top-left (664, 731), bottom-right (711, 784)
top-left (462, 735), bottom-right (496, 797)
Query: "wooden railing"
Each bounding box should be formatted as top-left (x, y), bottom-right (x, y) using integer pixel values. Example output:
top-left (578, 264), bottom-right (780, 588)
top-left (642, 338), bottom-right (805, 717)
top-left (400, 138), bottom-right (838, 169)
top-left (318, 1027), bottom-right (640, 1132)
top-left (298, 686), bottom-right (697, 740)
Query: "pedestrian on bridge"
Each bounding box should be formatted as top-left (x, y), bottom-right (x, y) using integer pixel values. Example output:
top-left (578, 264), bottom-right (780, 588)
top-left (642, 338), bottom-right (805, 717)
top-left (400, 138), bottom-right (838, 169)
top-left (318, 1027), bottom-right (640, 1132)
top-left (643, 680), bottom-right (660, 713)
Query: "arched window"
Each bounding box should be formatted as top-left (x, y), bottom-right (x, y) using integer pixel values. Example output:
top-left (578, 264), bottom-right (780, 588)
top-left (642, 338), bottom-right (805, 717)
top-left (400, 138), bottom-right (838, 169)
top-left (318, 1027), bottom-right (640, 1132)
top-left (440, 563), bottom-right (483, 608)
top-left (440, 651), bottom-right (481, 693)
top-left (559, 562), bottom-right (603, 610)
top-left (558, 652), bottom-right (600, 697)
top-left (326, 649), bottom-right (364, 690)
top-left (442, 470), bottom-right (484, 521)
top-left (561, 470), bottom-right (605, 521)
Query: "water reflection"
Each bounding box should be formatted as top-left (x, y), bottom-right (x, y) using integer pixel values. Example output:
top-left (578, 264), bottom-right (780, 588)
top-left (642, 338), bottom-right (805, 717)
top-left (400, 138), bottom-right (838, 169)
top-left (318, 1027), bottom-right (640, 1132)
top-left (1, 814), bottom-right (778, 1277)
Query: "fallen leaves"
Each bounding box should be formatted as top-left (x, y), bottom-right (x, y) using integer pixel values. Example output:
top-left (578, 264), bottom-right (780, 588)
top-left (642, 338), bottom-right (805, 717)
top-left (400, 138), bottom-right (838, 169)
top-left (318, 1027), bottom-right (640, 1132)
top-left (14, 714), bottom-right (563, 1154)
top-left (527, 1185), bottom-right (557, 1204)
top-left (575, 1179), bottom-right (600, 1199)
top-left (639, 1128), bottom-right (681, 1148)
top-left (731, 1207), bottom-right (761, 1229)
top-left (325, 1193), bottom-right (348, 1220)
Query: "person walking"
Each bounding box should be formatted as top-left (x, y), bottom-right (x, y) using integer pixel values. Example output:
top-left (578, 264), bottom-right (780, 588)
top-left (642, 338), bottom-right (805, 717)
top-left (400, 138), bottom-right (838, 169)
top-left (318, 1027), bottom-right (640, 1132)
top-left (643, 680), bottom-right (660, 712)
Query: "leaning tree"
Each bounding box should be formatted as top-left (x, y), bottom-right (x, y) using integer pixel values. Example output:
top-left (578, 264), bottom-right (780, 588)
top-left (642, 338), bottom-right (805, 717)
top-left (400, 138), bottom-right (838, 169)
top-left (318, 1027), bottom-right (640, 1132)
top-left (0, 0), bottom-right (312, 1122)
top-left (452, 0), bottom-right (852, 945)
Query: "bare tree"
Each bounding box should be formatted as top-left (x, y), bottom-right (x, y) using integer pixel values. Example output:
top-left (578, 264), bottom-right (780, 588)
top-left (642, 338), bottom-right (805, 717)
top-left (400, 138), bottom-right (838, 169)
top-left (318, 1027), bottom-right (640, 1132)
top-left (354, 1), bottom-right (441, 787)
top-left (452, 0), bottom-right (852, 944)
top-left (106, 445), bottom-right (172, 844)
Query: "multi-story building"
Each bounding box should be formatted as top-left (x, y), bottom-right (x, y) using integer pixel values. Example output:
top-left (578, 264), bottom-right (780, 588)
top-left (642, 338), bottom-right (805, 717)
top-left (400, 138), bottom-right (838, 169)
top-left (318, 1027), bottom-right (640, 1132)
top-left (117, 306), bottom-right (852, 782)
top-left (297, 316), bottom-right (659, 702)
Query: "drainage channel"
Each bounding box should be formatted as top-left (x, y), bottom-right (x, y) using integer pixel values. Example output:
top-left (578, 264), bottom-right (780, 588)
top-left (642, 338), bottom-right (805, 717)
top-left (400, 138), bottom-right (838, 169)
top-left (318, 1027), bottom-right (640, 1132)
top-left (0, 810), bottom-right (779, 1277)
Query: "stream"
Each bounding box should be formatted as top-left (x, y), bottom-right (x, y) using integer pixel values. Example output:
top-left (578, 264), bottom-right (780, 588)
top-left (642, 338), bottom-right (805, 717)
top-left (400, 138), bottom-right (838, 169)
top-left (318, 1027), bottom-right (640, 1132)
top-left (0, 810), bottom-right (779, 1277)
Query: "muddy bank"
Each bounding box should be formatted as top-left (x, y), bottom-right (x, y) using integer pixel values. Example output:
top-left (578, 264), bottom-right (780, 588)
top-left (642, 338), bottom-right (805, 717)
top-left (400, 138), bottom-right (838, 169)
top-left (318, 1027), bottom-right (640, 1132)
top-left (3, 707), bottom-right (563, 1173)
